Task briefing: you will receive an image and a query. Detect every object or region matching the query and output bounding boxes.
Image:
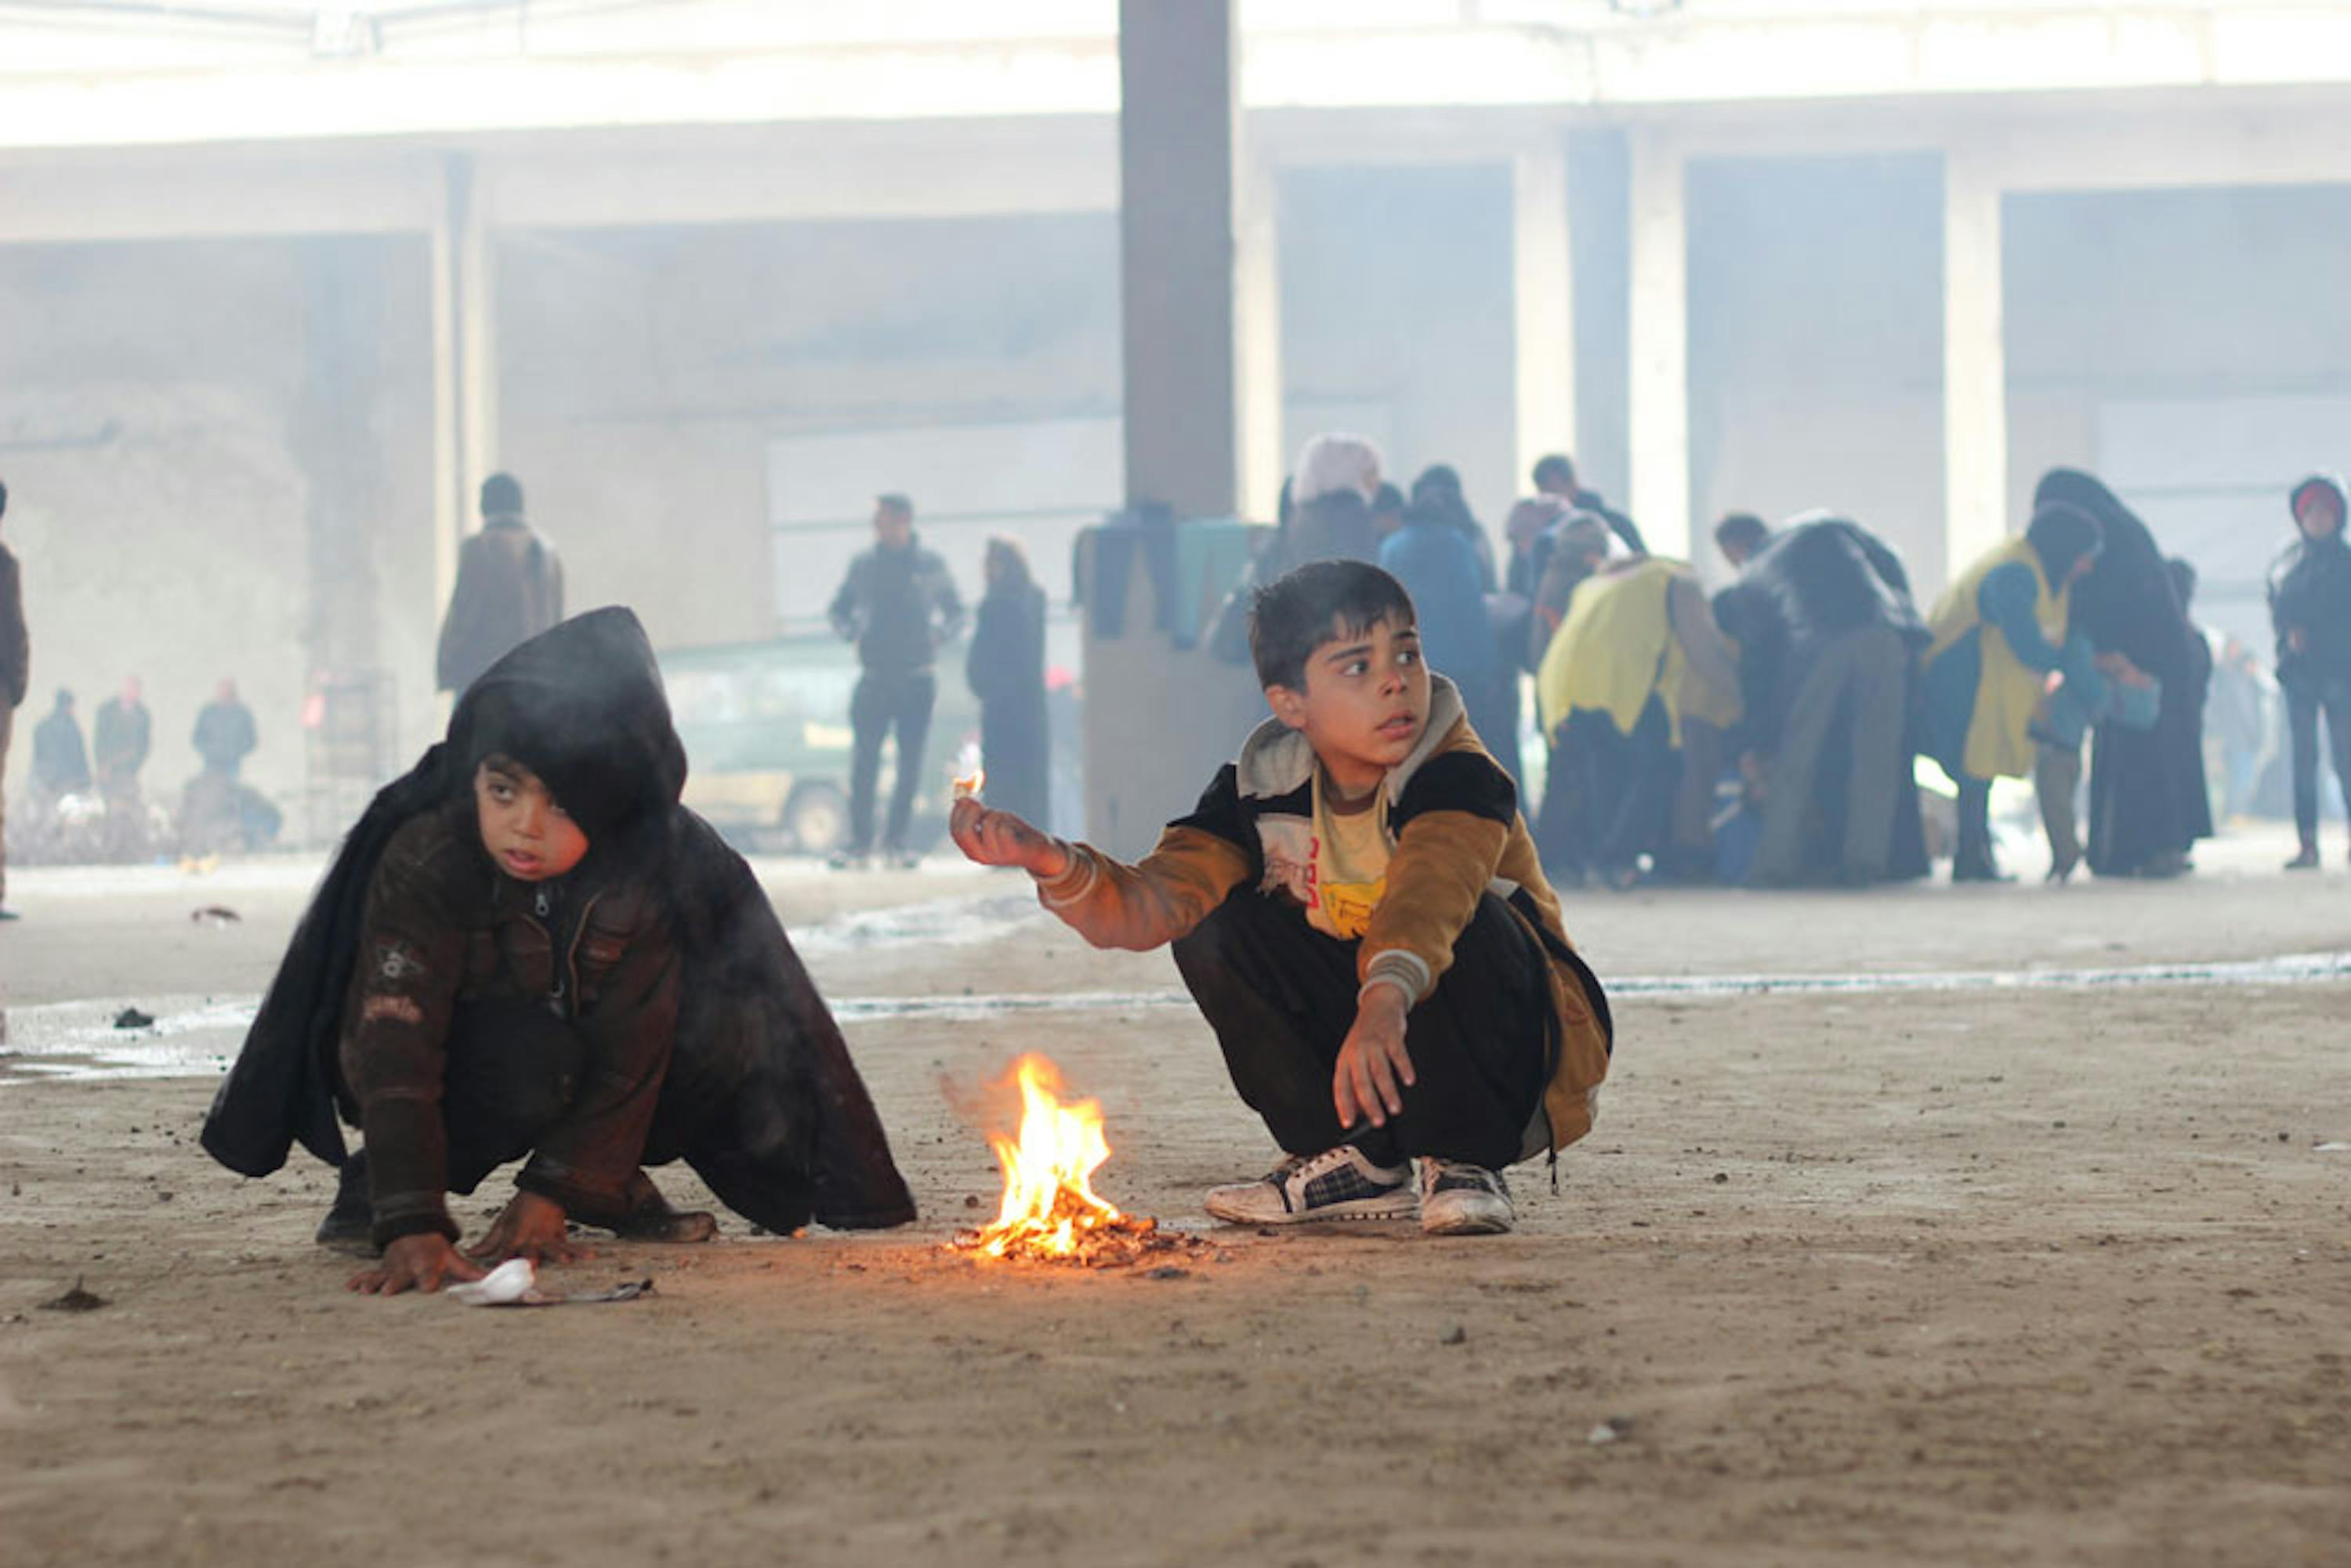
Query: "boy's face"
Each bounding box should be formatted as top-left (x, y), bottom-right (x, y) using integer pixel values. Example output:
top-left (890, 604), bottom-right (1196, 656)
top-left (474, 759), bottom-right (590, 883)
top-left (1266, 614), bottom-right (1431, 794)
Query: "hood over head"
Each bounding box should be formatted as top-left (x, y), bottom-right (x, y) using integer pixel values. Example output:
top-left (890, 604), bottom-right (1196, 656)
top-left (448, 607), bottom-right (686, 842)
top-left (2289, 474), bottom-right (2348, 537)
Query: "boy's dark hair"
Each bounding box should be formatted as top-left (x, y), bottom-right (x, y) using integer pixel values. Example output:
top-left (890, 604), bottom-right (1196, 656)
top-left (1531, 453), bottom-right (1576, 491)
top-left (2024, 501), bottom-right (2103, 585)
top-left (1713, 512), bottom-right (1770, 558)
top-left (480, 472), bottom-right (523, 516)
top-left (1371, 482), bottom-right (1405, 516)
top-left (876, 491), bottom-right (915, 516)
top-left (1248, 559), bottom-right (1415, 691)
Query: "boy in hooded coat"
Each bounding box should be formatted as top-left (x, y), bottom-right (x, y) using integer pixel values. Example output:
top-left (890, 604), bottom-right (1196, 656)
top-left (202, 609), bottom-right (915, 1293)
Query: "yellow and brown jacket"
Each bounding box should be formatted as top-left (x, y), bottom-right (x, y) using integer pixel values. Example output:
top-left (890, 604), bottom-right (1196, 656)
top-left (1034, 675), bottom-right (1613, 1153)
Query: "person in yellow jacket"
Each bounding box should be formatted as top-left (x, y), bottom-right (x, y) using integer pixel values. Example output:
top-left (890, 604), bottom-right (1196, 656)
top-left (950, 560), bottom-right (1613, 1238)
top-left (1532, 554), bottom-right (1741, 888)
top-left (1923, 502), bottom-right (2106, 881)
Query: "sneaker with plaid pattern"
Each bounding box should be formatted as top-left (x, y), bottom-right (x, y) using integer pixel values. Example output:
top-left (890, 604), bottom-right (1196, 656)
top-left (1202, 1143), bottom-right (1418, 1225)
top-left (1418, 1157), bottom-right (1514, 1235)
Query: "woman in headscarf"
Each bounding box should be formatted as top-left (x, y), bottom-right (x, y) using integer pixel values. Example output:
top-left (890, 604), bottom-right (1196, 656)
top-left (2271, 474), bottom-right (2351, 868)
top-left (2032, 469), bottom-right (2209, 878)
top-left (202, 609), bottom-right (915, 1294)
top-left (1923, 502), bottom-right (2108, 881)
top-left (967, 534), bottom-right (1052, 831)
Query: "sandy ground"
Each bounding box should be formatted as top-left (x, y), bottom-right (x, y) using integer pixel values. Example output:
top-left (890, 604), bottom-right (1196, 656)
top-left (2, 827), bottom-right (2349, 1567)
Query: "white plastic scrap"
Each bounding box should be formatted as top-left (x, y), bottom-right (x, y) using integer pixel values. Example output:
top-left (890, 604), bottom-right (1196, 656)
top-left (445, 1258), bottom-right (654, 1308)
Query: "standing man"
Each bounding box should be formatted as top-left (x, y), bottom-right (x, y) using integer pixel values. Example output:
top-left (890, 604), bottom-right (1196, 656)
top-left (31, 690), bottom-right (89, 802)
top-left (193, 679), bottom-right (259, 780)
top-left (0, 480), bottom-right (26, 919)
top-left (827, 493), bottom-right (964, 868)
top-left (437, 473), bottom-right (564, 697)
top-left (93, 676), bottom-right (152, 794)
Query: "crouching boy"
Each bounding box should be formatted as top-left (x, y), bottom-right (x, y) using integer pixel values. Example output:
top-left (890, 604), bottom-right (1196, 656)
top-left (952, 561), bottom-right (1612, 1235)
top-left (202, 609), bottom-right (915, 1294)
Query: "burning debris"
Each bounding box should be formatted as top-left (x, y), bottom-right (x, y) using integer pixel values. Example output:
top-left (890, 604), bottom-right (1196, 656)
top-left (953, 1054), bottom-right (1191, 1269)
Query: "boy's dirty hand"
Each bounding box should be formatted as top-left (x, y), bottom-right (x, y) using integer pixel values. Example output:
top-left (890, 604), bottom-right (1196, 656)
top-left (464, 1190), bottom-right (587, 1268)
top-left (346, 1233), bottom-right (486, 1297)
top-left (949, 797), bottom-right (1070, 878)
top-left (1334, 984), bottom-right (1415, 1131)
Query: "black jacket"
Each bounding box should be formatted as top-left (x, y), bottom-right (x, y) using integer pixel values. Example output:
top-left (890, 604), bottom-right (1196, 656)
top-left (2273, 476), bottom-right (2351, 688)
top-left (193, 700), bottom-right (258, 773)
top-left (202, 608), bottom-right (915, 1238)
top-left (829, 538), bottom-right (964, 678)
top-left (32, 704), bottom-right (89, 795)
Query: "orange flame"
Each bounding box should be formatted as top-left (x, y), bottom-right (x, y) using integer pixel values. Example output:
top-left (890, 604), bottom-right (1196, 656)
top-left (954, 768), bottom-right (986, 801)
top-left (971, 1055), bottom-right (1123, 1261)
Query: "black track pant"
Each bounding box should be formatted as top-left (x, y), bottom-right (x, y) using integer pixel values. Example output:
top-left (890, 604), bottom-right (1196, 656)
top-left (423, 999), bottom-right (795, 1231)
top-left (2286, 679), bottom-right (2351, 845)
top-left (1170, 888), bottom-right (1552, 1171)
top-left (848, 670), bottom-right (936, 853)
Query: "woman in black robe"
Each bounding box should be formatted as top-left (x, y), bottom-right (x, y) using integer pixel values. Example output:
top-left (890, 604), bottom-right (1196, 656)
top-left (966, 536), bottom-right (1052, 830)
top-left (2031, 469), bottom-right (2211, 877)
top-left (201, 609), bottom-right (915, 1284)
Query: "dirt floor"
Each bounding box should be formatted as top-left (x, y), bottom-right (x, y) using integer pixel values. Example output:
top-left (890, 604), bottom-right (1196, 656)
top-left (2, 828), bottom-right (2348, 1567)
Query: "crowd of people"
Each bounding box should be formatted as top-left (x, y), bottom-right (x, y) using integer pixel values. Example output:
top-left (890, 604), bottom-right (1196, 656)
top-left (1204, 436), bottom-right (2351, 891)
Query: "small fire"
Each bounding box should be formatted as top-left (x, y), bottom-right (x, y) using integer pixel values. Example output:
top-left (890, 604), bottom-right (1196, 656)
top-left (958, 1054), bottom-right (1158, 1265)
top-left (954, 768), bottom-right (986, 802)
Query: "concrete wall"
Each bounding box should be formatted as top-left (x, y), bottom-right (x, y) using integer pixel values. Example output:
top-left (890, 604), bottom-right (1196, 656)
top-left (0, 234), bottom-right (434, 818)
top-left (1278, 163), bottom-right (1519, 527)
top-left (492, 212), bottom-right (1125, 646)
top-left (1686, 153), bottom-right (1947, 592)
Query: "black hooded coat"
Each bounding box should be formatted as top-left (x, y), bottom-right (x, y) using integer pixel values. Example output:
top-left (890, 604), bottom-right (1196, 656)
top-left (1712, 516), bottom-right (1933, 880)
top-left (2031, 469), bottom-right (2212, 874)
top-left (2273, 476), bottom-right (2351, 690)
top-left (201, 608), bottom-right (915, 1234)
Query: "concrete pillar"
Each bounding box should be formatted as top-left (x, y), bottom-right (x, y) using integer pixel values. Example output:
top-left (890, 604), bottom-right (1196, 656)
top-left (1235, 157), bottom-right (1284, 522)
top-left (1512, 142), bottom-right (1576, 497)
top-left (1943, 150), bottom-right (2009, 581)
top-left (429, 152), bottom-right (497, 619)
top-left (1118, 0), bottom-right (1241, 520)
top-left (1626, 130), bottom-right (1690, 559)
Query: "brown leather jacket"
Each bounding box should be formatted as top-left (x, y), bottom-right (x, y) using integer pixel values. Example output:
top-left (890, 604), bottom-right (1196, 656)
top-left (339, 798), bottom-right (678, 1244)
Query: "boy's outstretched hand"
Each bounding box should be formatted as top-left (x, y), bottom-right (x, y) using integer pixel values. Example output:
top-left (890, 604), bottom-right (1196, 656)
top-left (346, 1233), bottom-right (485, 1296)
top-left (949, 797), bottom-right (1070, 880)
top-left (465, 1190), bottom-right (588, 1268)
top-left (1334, 983), bottom-right (1415, 1131)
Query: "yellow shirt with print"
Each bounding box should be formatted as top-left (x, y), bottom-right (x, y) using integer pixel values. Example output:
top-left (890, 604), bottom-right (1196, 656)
top-left (1302, 769), bottom-right (1392, 941)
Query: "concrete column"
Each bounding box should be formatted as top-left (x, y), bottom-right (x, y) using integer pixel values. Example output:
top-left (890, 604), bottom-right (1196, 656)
top-left (430, 153), bottom-right (497, 619)
top-left (1943, 150), bottom-right (2009, 580)
top-left (1118, 0), bottom-right (1241, 519)
top-left (1626, 129), bottom-right (1690, 559)
top-left (1512, 141), bottom-right (1576, 496)
top-left (1235, 157), bottom-right (1284, 522)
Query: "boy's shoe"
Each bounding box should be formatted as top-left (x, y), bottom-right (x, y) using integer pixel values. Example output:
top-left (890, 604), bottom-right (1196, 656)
top-left (1417, 1158), bottom-right (1514, 1237)
top-left (2284, 842), bottom-right (2320, 871)
top-left (1202, 1144), bottom-right (1417, 1225)
top-left (315, 1152), bottom-right (375, 1253)
top-left (610, 1170), bottom-right (718, 1244)
top-left (828, 848), bottom-right (870, 871)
